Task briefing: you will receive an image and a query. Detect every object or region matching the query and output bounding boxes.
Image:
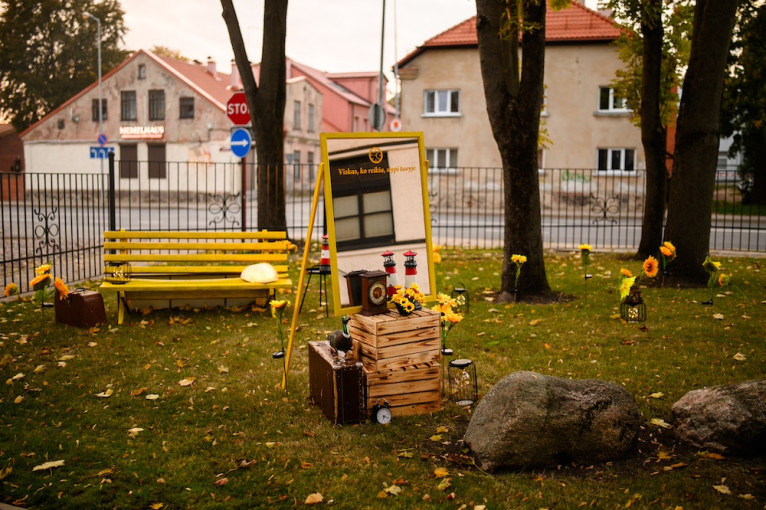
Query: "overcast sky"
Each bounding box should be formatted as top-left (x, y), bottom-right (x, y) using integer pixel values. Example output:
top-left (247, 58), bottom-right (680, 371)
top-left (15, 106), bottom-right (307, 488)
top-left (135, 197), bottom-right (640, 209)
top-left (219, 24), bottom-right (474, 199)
top-left (122, 0), bottom-right (599, 76)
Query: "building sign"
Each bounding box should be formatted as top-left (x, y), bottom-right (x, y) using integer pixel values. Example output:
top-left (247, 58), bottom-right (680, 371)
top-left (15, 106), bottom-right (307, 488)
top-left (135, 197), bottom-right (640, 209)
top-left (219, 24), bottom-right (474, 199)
top-left (119, 125), bottom-right (165, 140)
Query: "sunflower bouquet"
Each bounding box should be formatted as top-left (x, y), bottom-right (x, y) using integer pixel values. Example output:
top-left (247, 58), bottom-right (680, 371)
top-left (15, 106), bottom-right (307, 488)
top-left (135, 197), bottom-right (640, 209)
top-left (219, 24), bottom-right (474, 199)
top-left (511, 254), bottom-right (527, 290)
top-left (390, 284), bottom-right (425, 316)
top-left (618, 255), bottom-right (659, 304)
top-left (29, 263), bottom-right (53, 308)
top-left (702, 255), bottom-right (727, 305)
top-left (431, 293), bottom-right (464, 355)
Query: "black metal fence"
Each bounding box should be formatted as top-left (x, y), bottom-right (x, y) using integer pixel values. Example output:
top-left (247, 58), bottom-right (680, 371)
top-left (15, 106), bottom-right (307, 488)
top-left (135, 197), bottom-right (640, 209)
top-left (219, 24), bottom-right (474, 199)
top-left (1, 160), bottom-right (763, 294)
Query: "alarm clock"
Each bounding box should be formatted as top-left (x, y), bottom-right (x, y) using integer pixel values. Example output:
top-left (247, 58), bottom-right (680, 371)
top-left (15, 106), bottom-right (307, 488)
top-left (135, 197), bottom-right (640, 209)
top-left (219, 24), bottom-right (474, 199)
top-left (360, 270), bottom-right (389, 315)
top-left (371, 400), bottom-right (392, 424)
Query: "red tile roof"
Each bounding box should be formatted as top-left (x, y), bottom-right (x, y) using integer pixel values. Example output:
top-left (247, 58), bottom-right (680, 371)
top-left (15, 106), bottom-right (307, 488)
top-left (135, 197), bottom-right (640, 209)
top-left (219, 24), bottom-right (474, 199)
top-left (397, 2), bottom-right (621, 67)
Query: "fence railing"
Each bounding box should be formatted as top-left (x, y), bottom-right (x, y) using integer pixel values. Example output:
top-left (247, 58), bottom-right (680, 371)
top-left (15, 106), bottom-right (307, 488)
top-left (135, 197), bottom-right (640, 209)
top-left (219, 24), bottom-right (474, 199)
top-left (1, 161), bottom-right (763, 294)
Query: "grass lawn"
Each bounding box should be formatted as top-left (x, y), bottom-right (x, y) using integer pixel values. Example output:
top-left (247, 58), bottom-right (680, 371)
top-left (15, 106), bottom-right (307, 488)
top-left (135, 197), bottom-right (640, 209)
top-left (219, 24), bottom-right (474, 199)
top-left (1, 249), bottom-right (764, 509)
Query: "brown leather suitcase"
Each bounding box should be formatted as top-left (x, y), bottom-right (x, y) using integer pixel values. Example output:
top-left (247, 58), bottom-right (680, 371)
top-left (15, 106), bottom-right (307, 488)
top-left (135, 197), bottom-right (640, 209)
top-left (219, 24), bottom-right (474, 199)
top-left (308, 341), bottom-right (366, 425)
top-left (55, 289), bottom-right (107, 328)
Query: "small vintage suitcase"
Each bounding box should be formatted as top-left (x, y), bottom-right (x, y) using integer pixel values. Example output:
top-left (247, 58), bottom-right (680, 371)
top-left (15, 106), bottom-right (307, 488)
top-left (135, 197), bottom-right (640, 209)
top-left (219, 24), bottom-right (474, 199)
top-left (55, 289), bottom-right (107, 328)
top-left (308, 341), bottom-right (367, 425)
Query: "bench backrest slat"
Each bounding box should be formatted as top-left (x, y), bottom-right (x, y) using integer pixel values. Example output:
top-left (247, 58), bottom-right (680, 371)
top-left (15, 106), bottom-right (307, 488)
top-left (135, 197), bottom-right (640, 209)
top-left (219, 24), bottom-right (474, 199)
top-left (104, 231), bottom-right (287, 240)
top-left (104, 253), bottom-right (288, 263)
top-left (103, 264), bottom-right (289, 275)
top-left (104, 241), bottom-right (290, 252)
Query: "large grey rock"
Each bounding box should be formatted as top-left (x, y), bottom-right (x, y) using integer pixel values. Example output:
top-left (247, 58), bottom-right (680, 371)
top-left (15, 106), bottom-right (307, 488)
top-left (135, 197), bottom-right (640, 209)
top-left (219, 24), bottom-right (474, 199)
top-left (464, 371), bottom-right (641, 472)
top-left (671, 379), bottom-right (766, 456)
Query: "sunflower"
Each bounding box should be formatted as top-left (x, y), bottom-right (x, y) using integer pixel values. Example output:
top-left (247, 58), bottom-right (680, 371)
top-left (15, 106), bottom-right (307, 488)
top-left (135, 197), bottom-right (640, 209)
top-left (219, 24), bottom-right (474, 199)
top-left (54, 278), bottom-right (70, 300)
top-left (578, 244), bottom-right (592, 252)
top-left (620, 268), bottom-right (633, 278)
top-left (444, 310), bottom-right (463, 326)
top-left (35, 264), bottom-right (51, 276)
top-left (643, 256), bottom-right (659, 278)
top-left (4, 283), bottom-right (19, 297)
top-left (663, 241), bottom-right (676, 254)
top-left (29, 273), bottom-right (51, 290)
top-left (659, 245), bottom-right (673, 258)
top-left (269, 299), bottom-right (289, 318)
top-left (436, 293), bottom-right (457, 308)
top-left (718, 273), bottom-right (730, 286)
top-left (619, 276), bottom-right (637, 301)
top-left (511, 254), bottom-right (527, 265)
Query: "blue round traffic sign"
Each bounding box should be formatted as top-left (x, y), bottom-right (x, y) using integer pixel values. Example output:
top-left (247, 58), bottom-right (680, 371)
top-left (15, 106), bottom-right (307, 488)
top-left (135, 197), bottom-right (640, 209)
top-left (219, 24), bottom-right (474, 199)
top-left (97, 133), bottom-right (108, 146)
top-left (230, 128), bottom-right (251, 158)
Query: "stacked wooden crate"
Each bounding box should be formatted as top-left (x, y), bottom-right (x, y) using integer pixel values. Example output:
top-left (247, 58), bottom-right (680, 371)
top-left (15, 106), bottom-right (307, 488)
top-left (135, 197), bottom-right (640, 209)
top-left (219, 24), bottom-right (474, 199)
top-left (348, 308), bottom-right (442, 417)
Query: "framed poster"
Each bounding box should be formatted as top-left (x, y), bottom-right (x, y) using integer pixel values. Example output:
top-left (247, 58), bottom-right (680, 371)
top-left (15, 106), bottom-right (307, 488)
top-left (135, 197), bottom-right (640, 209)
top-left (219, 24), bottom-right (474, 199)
top-left (321, 132), bottom-right (436, 316)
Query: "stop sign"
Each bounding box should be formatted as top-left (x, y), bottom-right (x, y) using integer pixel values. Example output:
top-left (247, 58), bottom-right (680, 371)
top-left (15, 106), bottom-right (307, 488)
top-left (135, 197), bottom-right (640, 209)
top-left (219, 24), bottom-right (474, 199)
top-left (227, 92), bottom-right (250, 125)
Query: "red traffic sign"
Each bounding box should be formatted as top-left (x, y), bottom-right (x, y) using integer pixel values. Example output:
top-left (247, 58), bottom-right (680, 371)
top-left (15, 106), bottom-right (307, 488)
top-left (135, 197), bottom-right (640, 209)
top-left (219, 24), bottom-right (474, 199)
top-left (227, 92), bottom-right (250, 125)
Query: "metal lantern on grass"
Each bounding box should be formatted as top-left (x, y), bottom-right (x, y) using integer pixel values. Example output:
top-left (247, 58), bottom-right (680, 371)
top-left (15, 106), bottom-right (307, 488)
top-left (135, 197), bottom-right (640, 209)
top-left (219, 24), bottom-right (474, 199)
top-left (450, 282), bottom-right (469, 316)
top-left (448, 358), bottom-right (478, 407)
top-left (620, 289), bottom-right (646, 323)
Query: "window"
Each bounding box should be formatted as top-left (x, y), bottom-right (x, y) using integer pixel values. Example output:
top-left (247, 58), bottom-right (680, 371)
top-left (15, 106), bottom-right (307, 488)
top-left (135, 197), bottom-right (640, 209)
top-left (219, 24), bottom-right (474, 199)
top-left (138, 64), bottom-right (146, 80)
top-left (293, 100), bottom-right (301, 130)
top-left (292, 150), bottom-right (301, 181)
top-left (597, 148), bottom-right (635, 172)
top-left (91, 99), bottom-right (107, 121)
top-left (307, 151), bottom-right (315, 180)
top-left (426, 148), bottom-right (458, 173)
top-left (149, 90), bottom-right (165, 120)
top-left (179, 97), bottom-right (194, 119)
top-left (423, 89), bottom-right (460, 116)
top-left (598, 87), bottom-right (628, 112)
top-left (119, 144), bottom-right (138, 179)
top-left (121, 91), bottom-right (137, 121)
top-left (307, 103), bottom-right (315, 132)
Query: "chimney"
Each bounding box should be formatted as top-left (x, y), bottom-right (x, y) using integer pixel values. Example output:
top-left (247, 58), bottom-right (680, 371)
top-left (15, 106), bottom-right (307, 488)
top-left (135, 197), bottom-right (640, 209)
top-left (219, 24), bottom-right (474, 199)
top-left (206, 57), bottom-right (217, 78)
top-left (230, 59), bottom-right (240, 89)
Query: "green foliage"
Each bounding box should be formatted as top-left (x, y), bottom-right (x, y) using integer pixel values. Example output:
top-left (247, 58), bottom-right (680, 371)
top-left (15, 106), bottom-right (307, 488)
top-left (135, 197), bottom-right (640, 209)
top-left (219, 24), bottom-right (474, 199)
top-left (721, 5), bottom-right (766, 182)
top-left (0, 0), bottom-right (129, 132)
top-left (0, 251), bottom-right (764, 508)
top-left (608, 0), bottom-right (693, 128)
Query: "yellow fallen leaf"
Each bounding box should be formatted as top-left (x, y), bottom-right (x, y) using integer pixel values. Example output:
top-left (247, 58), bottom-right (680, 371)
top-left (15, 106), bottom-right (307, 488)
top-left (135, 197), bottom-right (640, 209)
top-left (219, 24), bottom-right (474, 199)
top-left (95, 388), bottom-right (113, 398)
top-left (656, 449), bottom-right (673, 461)
top-left (59, 355), bottom-right (74, 361)
top-left (176, 360), bottom-right (185, 369)
top-left (647, 392), bottom-right (664, 399)
top-left (130, 387), bottom-right (148, 397)
top-left (217, 365), bottom-right (229, 374)
top-left (384, 484), bottom-right (402, 496)
top-left (98, 468), bottom-right (113, 476)
top-left (178, 377), bottom-right (196, 387)
top-left (738, 494), bottom-right (755, 500)
top-left (127, 427), bottom-right (144, 438)
top-left (305, 493), bottom-right (323, 505)
top-left (214, 477), bottom-right (228, 486)
top-left (32, 459), bottom-right (65, 471)
top-left (377, 491), bottom-right (388, 499)
top-left (699, 451), bottom-right (725, 460)
top-left (301, 461), bottom-right (312, 469)
top-left (0, 467), bottom-right (12, 480)
top-left (434, 467), bottom-right (449, 478)
top-left (543, 343), bottom-right (551, 350)
top-left (146, 394), bottom-right (159, 400)
top-left (12, 373), bottom-right (24, 380)
top-left (13, 395), bottom-right (23, 404)
top-left (437, 477), bottom-right (451, 491)
top-left (397, 450), bottom-right (414, 458)
top-left (150, 504), bottom-right (164, 510)
top-left (430, 434), bottom-right (443, 442)
top-left (713, 485), bottom-right (731, 495)
top-left (436, 426), bottom-right (449, 434)
top-left (33, 365), bottom-right (45, 373)
top-left (732, 352), bottom-right (746, 361)
top-left (265, 442), bottom-right (276, 448)
top-left (529, 318), bottom-right (542, 326)
top-left (649, 418), bottom-right (671, 429)
top-left (712, 313), bottom-right (724, 320)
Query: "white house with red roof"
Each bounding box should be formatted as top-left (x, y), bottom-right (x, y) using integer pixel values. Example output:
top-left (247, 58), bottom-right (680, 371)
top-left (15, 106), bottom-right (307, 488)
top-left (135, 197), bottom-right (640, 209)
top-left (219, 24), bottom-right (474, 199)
top-left (396, 2), bottom-right (643, 173)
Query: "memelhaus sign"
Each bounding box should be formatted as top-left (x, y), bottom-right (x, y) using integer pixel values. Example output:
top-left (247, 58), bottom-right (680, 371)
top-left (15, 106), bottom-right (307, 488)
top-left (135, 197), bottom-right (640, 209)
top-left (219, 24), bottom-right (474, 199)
top-left (119, 125), bottom-right (165, 140)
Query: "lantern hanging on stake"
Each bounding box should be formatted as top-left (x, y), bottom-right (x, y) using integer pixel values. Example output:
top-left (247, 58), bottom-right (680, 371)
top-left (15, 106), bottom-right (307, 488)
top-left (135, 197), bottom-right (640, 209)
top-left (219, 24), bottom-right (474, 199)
top-left (448, 358), bottom-right (478, 407)
top-left (450, 282), bottom-right (470, 316)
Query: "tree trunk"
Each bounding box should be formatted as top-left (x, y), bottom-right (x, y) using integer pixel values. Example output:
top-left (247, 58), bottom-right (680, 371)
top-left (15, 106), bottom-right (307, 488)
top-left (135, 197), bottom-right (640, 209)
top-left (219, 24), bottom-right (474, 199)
top-left (221, 0), bottom-right (287, 231)
top-left (664, 0), bottom-right (739, 282)
top-left (476, 0), bottom-right (551, 298)
top-left (636, 2), bottom-right (667, 258)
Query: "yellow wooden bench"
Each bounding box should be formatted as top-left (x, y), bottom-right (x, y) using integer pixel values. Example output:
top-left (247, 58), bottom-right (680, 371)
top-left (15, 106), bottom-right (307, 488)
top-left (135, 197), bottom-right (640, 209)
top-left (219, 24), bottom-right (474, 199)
top-left (100, 230), bottom-right (293, 324)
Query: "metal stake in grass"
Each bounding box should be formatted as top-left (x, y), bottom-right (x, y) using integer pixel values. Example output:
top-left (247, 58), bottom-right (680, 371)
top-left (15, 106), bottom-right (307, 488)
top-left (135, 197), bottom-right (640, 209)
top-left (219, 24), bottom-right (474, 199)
top-left (270, 299), bottom-right (290, 386)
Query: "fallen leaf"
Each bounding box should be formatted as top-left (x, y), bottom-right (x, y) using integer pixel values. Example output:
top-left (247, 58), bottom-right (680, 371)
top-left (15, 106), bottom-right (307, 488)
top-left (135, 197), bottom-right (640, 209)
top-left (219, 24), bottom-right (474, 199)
top-left (699, 452), bottom-right (725, 460)
top-left (178, 377), bottom-right (196, 387)
top-left (649, 418), bottom-right (671, 429)
top-left (713, 485), bottom-right (731, 495)
top-left (13, 395), bottom-right (23, 404)
top-left (12, 373), bottom-right (24, 381)
top-left (32, 460), bottom-right (65, 471)
top-left (95, 388), bottom-right (113, 398)
top-left (647, 392), bottom-right (664, 399)
top-left (712, 313), bottom-right (724, 320)
top-left (397, 450), bottom-right (414, 458)
top-left (656, 449), bottom-right (673, 461)
top-left (305, 493), bottom-right (323, 505)
top-left (0, 467), bottom-right (12, 480)
top-left (377, 491), bottom-right (388, 499)
top-left (130, 387), bottom-right (148, 397)
top-left (732, 353), bottom-right (746, 361)
top-left (217, 365), bottom-right (229, 374)
top-left (430, 435), bottom-right (443, 442)
top-left (146, 394), bottom-right (159, 400)
top-left (434, 467), bottom-right (449, 478)
top-left (59, 355), bottom-right (74, 361)
top-left (384, 484), bottom-right (402, 496)
top-left (437, 478), bottom-right (452, 491)
top-left (150, 504), bottom-right (164, 510)
top-left (127, 427), bottom-right (144, 438)
top-left (529, 319), bottom-right (542, 326)
top-left (33, 365), bottom-right (45, 373)
top-left (436, 426), bottom-right (449, 434)
top-left (214, 477), bottom-right (228, 486)
top-left (300, 461), bottom-right (312, 469)
top-left (738, 494), bottom-right (755, 500)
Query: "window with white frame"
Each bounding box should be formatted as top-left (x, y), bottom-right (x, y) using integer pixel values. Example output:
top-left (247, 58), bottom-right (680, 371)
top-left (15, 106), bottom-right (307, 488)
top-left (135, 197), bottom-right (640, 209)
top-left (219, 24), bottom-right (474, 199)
top-left (293, 100), bottom-right (301, 130)
top-left (423, 90), bottom-right (460, 116)
top-left (426, 148), bottom-right (458, 173)
top-left (598, 87), bottom-right (629, 112)
top-left (597, 148), bottom-right (635, 172)
top-left (307, 103), bottom-right (315, 132)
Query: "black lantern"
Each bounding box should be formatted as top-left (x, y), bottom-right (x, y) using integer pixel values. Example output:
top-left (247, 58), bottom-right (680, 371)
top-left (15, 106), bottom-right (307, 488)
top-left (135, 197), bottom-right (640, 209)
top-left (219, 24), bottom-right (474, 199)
top-left (620, 289), bottom-right (646, 322)
top-left (450, 282), bottom-right (469, 316)
top-left (448, 359), bottom-right (478, 407)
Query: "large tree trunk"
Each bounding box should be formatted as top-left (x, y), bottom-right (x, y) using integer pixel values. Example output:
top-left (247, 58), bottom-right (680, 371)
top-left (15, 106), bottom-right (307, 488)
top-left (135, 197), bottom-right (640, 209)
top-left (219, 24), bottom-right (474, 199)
top-left (664, 0), bottom-right (739, 282)
top-left (476, 0), bottom-right (550, 299)
top-left (636, 2), bottom-right (667, 258)
top-left (221, 0), bottom-right (287, 231)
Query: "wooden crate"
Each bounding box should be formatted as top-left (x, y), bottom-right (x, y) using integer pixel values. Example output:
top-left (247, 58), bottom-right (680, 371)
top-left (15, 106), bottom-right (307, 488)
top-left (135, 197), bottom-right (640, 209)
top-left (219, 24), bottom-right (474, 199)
top-left (349, 308), bottom-right (441, 372)
top-left (364, 361), bottom-right (442, 417)
top-left (350, 309), bottom-right (442, 417)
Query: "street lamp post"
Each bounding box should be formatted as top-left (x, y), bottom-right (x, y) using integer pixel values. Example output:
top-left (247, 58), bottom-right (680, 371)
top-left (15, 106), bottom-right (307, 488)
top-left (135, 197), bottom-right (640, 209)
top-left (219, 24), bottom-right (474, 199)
top-left (83, 11), bottom-right (104, 196)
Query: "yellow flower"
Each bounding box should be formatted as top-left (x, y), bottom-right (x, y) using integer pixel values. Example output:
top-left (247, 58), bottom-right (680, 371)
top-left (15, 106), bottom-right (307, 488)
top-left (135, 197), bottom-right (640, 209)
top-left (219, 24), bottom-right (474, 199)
top-left (269, 299), bottom-right (289, 318)
top-left (643, 256), bottom-right (659, 278)
top-left (35, 264), bottom-right (51, 276)
top-left (444, 310), bottom-right (463, 325)
top-left (30, 273), bottom-right (51, 289)
top-left (718, 273), bottom-right (730, 286)
top-left (437, 293), bottom-right (457, 308)
top-left (511, 254), bottom-right (527, 265)
top-left (659, 245), bottom-right (673, 258)
top-left (402, 300), bottom-right (415, 313)
top-left (432, 245), bottom-right (442, 264)
top-left (713, 261), bottom-right (722, 270)
top-left (619, 276), bottom-right (636, 301)
top-left (663, 241), bottom-right (676, 254)
top-left (4, 283), bottom-right (19, 297)
top-left (54, 278), bottom-right (69, 300)
top-left (431, 303), bottom-right (447, 315)
top-left (620, 268), bottom-right (633, 278)
top-left (578, 244), bottom-right (592, 252)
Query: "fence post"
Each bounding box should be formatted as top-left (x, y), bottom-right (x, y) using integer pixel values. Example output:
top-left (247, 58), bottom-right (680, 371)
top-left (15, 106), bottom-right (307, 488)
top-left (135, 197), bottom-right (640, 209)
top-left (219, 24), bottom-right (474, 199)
top-left (108, 151), bottom-right (116, 231)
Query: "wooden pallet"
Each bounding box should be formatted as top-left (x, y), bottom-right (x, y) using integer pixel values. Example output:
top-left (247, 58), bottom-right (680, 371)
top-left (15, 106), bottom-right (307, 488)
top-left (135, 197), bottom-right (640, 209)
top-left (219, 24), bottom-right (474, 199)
top-left (350, 309), bottom-right (442, 417)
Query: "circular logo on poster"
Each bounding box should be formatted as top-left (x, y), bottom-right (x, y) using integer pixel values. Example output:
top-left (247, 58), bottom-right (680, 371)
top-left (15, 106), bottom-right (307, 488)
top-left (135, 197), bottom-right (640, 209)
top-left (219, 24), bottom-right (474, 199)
top-left (368, 147), bottom-right (383, 164)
